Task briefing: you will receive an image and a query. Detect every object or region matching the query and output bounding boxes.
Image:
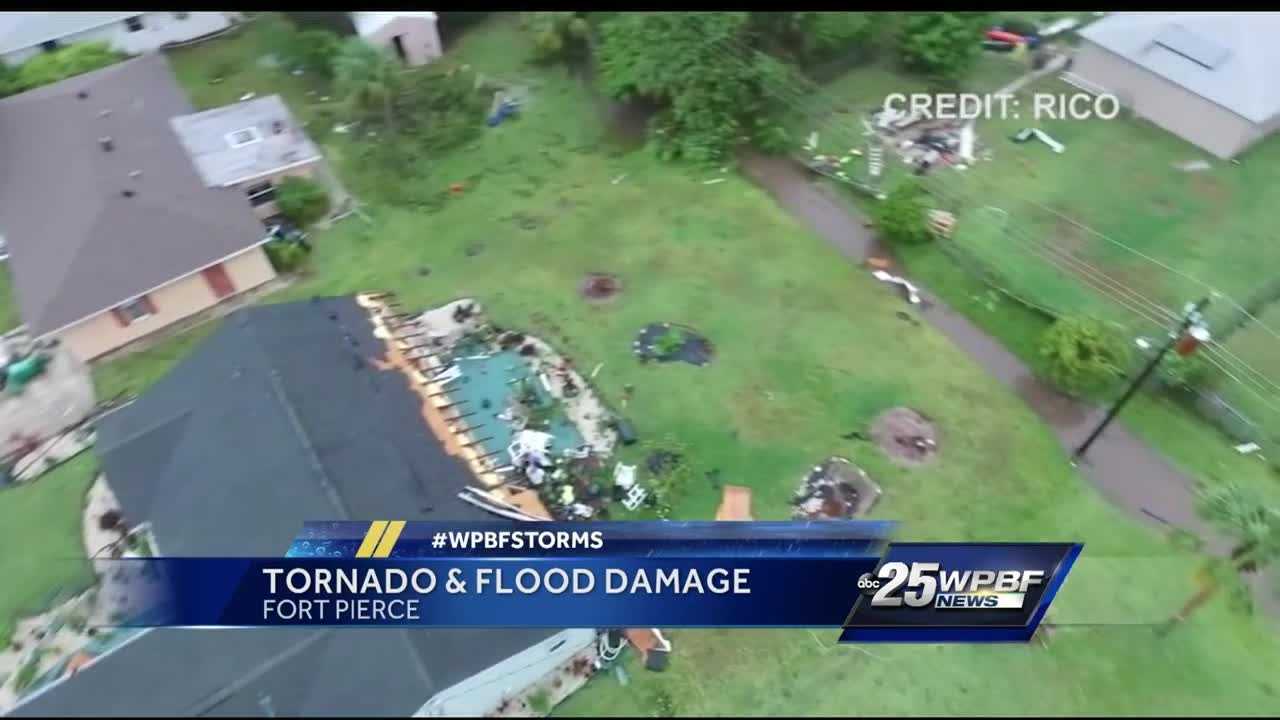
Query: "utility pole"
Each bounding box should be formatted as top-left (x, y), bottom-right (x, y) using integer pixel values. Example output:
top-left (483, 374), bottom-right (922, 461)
top-left (1072, 297), bottom-right (1211, 464)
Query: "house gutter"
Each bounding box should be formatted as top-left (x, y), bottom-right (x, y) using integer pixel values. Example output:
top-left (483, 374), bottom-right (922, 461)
top-left (219, 155), bottom-right (324, 189)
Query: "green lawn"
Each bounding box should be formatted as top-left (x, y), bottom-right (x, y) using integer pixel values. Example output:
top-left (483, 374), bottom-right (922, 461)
top-left (0, 454), bottom-right (96, 645)
top-left (0, 264), bottom-right (18, 333)
top-left (21, 13), bottom-right (1280, 715)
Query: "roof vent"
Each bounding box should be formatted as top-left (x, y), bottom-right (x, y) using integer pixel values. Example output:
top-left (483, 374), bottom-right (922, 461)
top-left (99, 136), bottom-right (114, 152)
top-left (121, 189), bottom-right (135, 198)
top-left (271, 120), bottom-right (284, 135)
top-left (99, 109), bottom-right (111, 118)
top-left (76, 90), bottom-right (89, 100)
top-left (128, 170), bottom-right (142, 179)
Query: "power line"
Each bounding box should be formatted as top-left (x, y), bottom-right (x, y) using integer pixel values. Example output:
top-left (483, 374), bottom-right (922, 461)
top-left (707, 37), bottom-right (1280, 423)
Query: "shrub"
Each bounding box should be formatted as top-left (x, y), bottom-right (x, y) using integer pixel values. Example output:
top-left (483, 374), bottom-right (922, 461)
top-left (275, 177), bottom-right (330, 226)
top-left (874, 180), bottom-right (933, 245)
top-left (286, 29), bottom-right (342, 78)
top-left (264, 240), bottom-right (310, 274)
top-left (525, 12), bottom-right (591, 65)
top-left (1157, 351), bottom-right (1212, 392)
top-left (653, 328), bottom-right (686, 357)
top-left (1038, 316), bottom-right (1130, 397)
top-left (11, 42), bottom-right (124, 94)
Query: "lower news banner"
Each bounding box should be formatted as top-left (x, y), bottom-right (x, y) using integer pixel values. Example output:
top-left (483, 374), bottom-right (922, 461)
top-left (100, 522), bottom-right (1082, 643)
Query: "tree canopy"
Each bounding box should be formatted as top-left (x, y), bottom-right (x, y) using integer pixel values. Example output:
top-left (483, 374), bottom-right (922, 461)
top-left (596, 12), bottom-right (791, 164)
top-left (897, 12), bottom-right (991, 84)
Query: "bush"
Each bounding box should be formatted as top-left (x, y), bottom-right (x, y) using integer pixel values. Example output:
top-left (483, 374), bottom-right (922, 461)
top-left (525, 12), bottom-right (591, 65)
top-left (389, 66), bottom-right (487, 153)
top-left (264, 240), bottom-right (310, 274)
top-left (874, 180), bottom-right (933, 245)
top-left (275, 177), bottom-right (330, 226)
top-left (287, 29), bottom-right (342, 78)
top-left (8, 42), bottom-right (125, 95)
top-left (1038, 316), bottom-right (1131, 397)
top-left (1157, 351), bottom-right (1212, 392)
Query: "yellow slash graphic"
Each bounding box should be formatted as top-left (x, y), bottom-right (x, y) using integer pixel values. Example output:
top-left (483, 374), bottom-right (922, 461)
top-left (372, 520), bottom-right (406, 558)
top-left (355, 521), bottom-right (390, 558)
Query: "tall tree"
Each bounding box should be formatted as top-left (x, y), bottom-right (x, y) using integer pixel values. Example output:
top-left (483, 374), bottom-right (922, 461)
top-left (596, 12), bottom-right (791, 164)
top-left (333, 38), bottom-right (402, 134)
top-left (897, 12), bottom-right (991, 85)
top-left (751, 12), bottom-right (874, 65)
top-left (1162, 482), bottom-right (1280, 633)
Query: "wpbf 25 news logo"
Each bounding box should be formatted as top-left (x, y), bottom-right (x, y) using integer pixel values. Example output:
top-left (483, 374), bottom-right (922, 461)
top-left (839, 543), bottom-right (1082, 643)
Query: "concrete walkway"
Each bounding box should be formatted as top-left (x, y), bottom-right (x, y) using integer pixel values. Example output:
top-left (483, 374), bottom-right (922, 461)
top-left (738, 150), bottom-right (1279, 616)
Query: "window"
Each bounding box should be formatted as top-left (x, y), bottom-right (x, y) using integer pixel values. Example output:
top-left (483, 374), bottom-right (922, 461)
top-left (226, 127), bottom-right (262, 148)
top-left (245, 181), bottom-right (276, 207)
top-left (173, 12), bottom-right (189, 20)
top-left (201, 264), bottom-right (236, 300)
top-left (112, 296), bottom-right (155, 326)
top-left (124, 16), bottom-right (144, 33)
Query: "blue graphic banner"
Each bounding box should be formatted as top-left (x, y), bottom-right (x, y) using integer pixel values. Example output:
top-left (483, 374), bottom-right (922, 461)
top-left (99, 522), bottom-right (1081, 642)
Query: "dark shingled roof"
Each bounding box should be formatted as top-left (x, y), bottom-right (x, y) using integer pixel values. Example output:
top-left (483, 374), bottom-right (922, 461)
top-left (12, 297), bottom-right (555, 717)
top-left (0, 53), bottom-right (268, 336)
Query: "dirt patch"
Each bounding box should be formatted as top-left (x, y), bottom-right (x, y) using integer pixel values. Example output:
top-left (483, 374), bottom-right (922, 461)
top-left (580, 273), bottom-right (623, 303)
top-left (791, 457), bottom-right (882, 520)
top-left (870, 407), bottom-right (939, 466)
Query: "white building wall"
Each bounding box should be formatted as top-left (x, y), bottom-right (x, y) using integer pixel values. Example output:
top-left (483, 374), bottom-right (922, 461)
top-left (0, 12), bottom-right (231, 65)
top-left (415, 629), bottom-right (597, 717)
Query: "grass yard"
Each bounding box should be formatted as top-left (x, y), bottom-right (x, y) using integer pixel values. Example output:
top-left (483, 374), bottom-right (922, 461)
top-left (0, 454), bottom-right (96, 645)
top-left (0, 265), bottom-right (18, 333)
top-left (19, 13), bottom-right (1280, 715)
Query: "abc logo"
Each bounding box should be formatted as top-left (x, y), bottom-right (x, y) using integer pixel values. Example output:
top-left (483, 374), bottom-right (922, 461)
top-left (857, 572), bottom-right (880, 597)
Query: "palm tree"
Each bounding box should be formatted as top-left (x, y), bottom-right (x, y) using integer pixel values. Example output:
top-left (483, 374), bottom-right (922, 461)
top-left (1160, 482), bottom-right (1280, 634)
top-left (332, 38), bottom-right (402, 135)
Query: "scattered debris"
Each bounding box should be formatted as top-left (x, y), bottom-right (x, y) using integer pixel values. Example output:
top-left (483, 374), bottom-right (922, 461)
top-left (871, 270), bottom-right (923, 305)
top-left (1235, 442), bottom-right (1261, 456)
top-left (791, 457), bottom-right (882, 520)
top-left (238, 92), bottom-right (255, 102)
top-left (928, 209), bottom-right (957, 239)
top-left (702, 178), bottom-right (726, 185)
top-left (1011, 127), bottom-right (1065, 154)
top-left (611, 173), bottom-right (628, 185)
top-left (870, 407), bottom-right (940, 466)
top-left (1039, 17), bottom-right (1081, 37)
top-left (633, 323), bottom-right (714, 366)
top-left (1174, 159), bottom-right (1212, 172)
top-left (715, 485), bottom-right (754, 521)
top-left (625, 628), bottom-right (672, 672)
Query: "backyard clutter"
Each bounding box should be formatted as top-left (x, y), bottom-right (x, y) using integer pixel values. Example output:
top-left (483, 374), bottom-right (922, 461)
top-left (633, 323), bottom-right (713, 366)
top-left (791, 458), bottom-right (881, 520)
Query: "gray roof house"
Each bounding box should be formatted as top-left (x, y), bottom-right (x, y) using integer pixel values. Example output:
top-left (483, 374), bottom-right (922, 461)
top-left (0, 53), bottom-right (280, 362)
top-left (1069, 12), bottom-right (1280, 158)
top-left (0, 12), bottom-right (236, 66)
top-left (10, 297), bottom-right (594, 717)
top-left (171, 95), bottom-right (324, 189)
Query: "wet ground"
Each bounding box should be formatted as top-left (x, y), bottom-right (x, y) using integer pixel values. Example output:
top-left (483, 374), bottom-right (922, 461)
top-left (587, 79), bottom-right (1277, 612)
top-left (742, 148), bottom-right (1280, 613)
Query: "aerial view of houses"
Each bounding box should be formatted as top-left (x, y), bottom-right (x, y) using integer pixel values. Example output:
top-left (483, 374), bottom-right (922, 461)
top-left (0, 10), bottom-right (1279, 717)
